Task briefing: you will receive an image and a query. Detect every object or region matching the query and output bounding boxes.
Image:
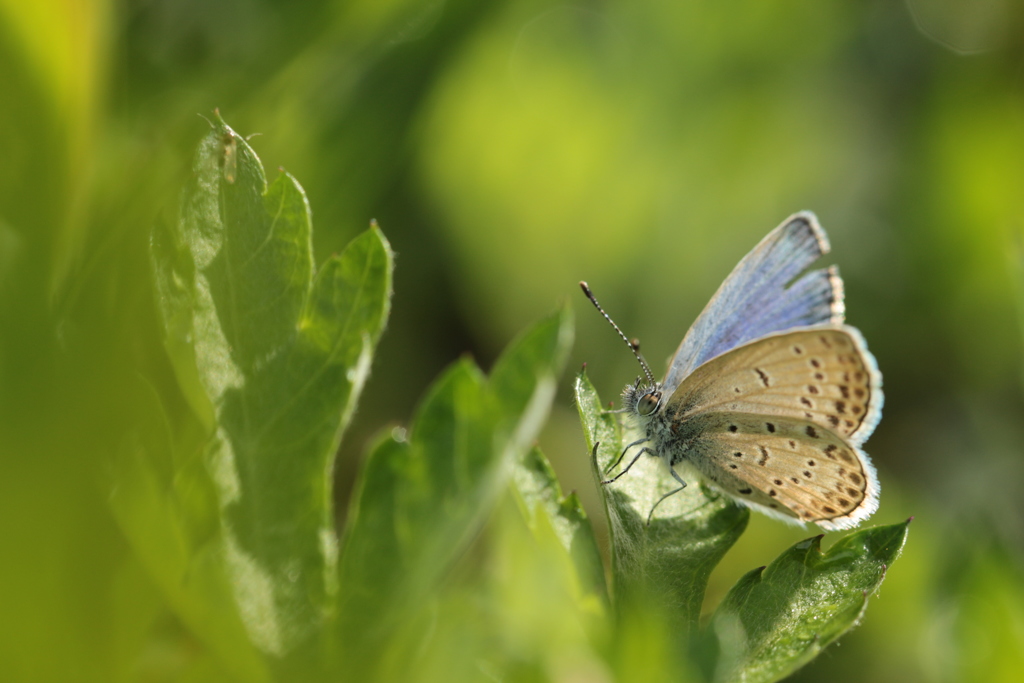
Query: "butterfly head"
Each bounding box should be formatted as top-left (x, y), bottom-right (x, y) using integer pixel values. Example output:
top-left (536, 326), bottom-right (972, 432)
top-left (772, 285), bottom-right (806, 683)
top-left (623, 377), bottom-right (664, 417)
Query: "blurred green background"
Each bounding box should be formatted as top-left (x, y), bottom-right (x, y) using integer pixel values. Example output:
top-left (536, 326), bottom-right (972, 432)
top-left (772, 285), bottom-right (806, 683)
top-left (1, 0), bottom-right (1023, 681)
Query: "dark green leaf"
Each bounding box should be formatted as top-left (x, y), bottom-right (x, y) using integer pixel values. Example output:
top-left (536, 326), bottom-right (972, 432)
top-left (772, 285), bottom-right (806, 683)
top-left (149, 113), bottom-right (393, 657)
top-left (705, 520), bottom-right (911, 683)
top-left (574, 370), bottom-right (748, 639)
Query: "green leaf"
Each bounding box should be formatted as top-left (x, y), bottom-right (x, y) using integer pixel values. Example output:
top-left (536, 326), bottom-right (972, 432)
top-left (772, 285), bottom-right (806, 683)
top-left (705, 520), bottom-right (911, 683)
top-left (573, 371), bottom-right (748, 639)
top-left (489, 307), bottom-right (573, 438)
top-left (149, 113), bottom-right (393, 657)
top-left (497, 309), bottom-right (606, 600)
top-left (336, 308), bottom-right (573, 676)
top-left (108, 377), bottom-right (270, 682)
top-left (511, 446), bottom-right (607, 605)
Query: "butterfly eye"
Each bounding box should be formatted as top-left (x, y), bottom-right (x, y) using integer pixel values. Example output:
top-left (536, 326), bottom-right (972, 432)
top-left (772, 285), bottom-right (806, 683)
top-left (637, 391), bottom-right (662, 416)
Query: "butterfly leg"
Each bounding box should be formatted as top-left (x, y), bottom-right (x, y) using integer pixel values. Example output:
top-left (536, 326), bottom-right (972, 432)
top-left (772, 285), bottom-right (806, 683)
top-left (601, 446), bottom-right (654, 485)
top-left (646, 465), bottom-right (688, 526)
top-left (603, 437), bottom-right (650, 475)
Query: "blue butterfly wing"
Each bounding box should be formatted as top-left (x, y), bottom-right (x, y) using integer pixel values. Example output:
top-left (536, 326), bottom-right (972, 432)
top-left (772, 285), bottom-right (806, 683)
top-left (662, 212), bottom-right (844, 394)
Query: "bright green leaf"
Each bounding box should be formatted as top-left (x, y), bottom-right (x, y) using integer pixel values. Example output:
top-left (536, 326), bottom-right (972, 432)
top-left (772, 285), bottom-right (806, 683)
top-left (574, 370), bottom-right (748, 640)
top-left (336, 308), bottom-right (573, 677)
top-left (705, 520), bottom-right (911, 683)
top-left (490, 306), bottom-right (573, 444)
top-left (149, 113), bottom-right (393, 658)
top-left (498, 309), bottom-right (606, 601)
top-left (108, 377), bottom-right (270, 683)
top-left (512, 446), bottom-right (607, 606)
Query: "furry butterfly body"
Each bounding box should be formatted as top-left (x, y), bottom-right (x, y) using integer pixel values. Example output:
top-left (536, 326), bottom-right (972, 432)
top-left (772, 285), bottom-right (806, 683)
top-left (585, 212), bottom-right (882, 530)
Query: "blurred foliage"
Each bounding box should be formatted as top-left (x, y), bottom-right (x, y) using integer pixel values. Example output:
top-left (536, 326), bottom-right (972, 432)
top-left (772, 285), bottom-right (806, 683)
top-left (1, 0), bottom-right (1023, 681)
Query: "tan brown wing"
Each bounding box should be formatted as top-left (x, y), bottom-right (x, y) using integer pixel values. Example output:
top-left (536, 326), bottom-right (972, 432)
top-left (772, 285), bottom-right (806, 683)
top-left (665, 325), bottom-right (882, 447)
top-left (678, 411), bottom-right (879, 531)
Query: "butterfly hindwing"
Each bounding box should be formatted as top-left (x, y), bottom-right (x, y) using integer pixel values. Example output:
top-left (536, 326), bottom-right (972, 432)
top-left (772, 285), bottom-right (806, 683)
top-left (663, 212), bottom-right (843, 395)
top-left (676, 411), bottom-right (878, 530)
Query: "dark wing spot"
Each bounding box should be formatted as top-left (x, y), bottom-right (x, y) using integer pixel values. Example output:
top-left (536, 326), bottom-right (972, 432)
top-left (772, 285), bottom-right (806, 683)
top-left (819, 335), bottom-right (832, 348)
top-left (788, 440), bottom-right (797, 449)
top-left (770, 503), bottom-right (779, 509)
top-left (729, 464), bottom-right (738, 469)
top-left (791, 477), bottom-right (800, 484)
top-left (734, 387), bottom-right (741, 393)
top-left (802, 511), bottom-right (814, 519)
top-left (800, 397), bottom-right (813, 407)
top-left (807, 460), bottom-right (816, 466)
top-left (738, 488), bottom-right (752, 495)
top-left (843, 372), bottom-right (850, 382)
top-left (839, 386), bottom-right (850, 399)
top-left (803, 470), bottom-right (812, 478)
top-left (810, 358), bottom-right (821, 368)
top-left (854, 371), bottom-right (864, 381)
top-left (808, 385), bottom-right (819, 394)
top-left (852, 406), bottom-right (862, 415)
top-left (766, 422), bottom-right (776, 433)
top-left (848, 472), bottom-right (863, 485)
top-left (814, 372), bottom-right (825, 380)
top-left (728, 424), bottom-right (738, 432)
top-left (793, 345), bottom-right (804, 354)
top-left (733, 452), bottom-right (743, 458)
top-left (835, 400), bottom-right (847, 414)
top-left (805, 426), bottom-right (819, 438)
top-left (838, 498), bottom-right (851, 508)
top-left (846, 487), bottom-right (860, 497)
top-left (774, 479), bottom-right (783, 486)
top-left (840, 450), bottom-right (855, 464)
top-left (844, 419), bottom-right (855, 429)
top-left (805, 412), bottom-right (814, 419)
top-left (854, 388), bottom-right (865, 398)
top-left (828, 415), bottom-right (840, 427)
top-left (758, 446), bottom-right (769, 466)
top-left (822, 506), bottom-right (837, 515)
top-left (769, 489), bottom-right (778, 497)
top-left (824, 444), bottom-right (838, 458)
top-left (755, 368), bottom-right (770, 387)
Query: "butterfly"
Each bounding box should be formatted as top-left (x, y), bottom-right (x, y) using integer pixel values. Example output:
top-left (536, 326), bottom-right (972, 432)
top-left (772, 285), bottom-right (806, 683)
top-left (582, 212), bottom-right (881, 530)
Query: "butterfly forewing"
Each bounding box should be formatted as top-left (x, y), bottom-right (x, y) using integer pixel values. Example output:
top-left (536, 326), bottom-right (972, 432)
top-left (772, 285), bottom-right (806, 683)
top-left (662, 213), bottom-right (843, 393)
top-left (666, 326), bottom-right (882, 447)
top-left (677, 412), bottom-right (878, 530)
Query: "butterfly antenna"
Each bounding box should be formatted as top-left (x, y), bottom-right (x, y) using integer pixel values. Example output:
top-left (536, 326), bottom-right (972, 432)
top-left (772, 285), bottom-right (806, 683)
top-left (580, 281), bottom-right (656, 386)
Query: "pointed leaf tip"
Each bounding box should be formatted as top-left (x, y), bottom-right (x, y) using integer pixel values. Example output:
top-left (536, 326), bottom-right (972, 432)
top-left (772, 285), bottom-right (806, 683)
top-left (707, 521), bottom-right (910, 683)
